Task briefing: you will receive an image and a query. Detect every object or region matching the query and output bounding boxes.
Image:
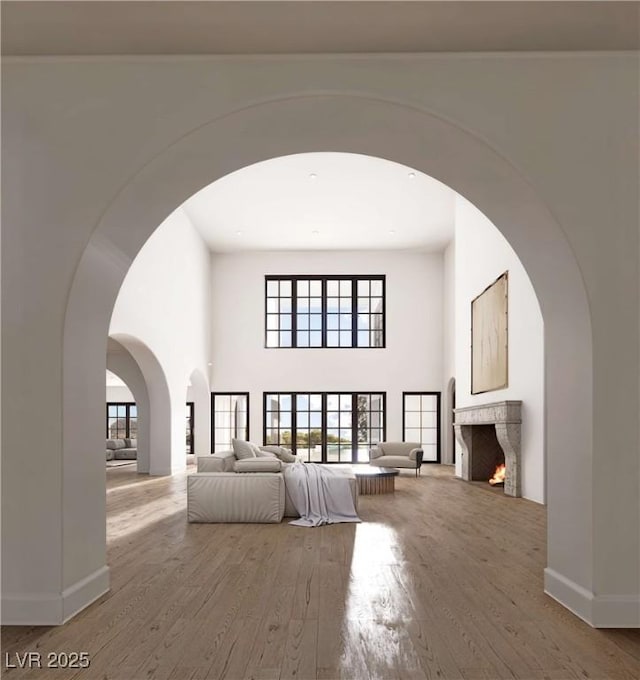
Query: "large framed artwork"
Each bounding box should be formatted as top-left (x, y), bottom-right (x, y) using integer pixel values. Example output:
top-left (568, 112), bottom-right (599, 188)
top-left (471, 272), bottom-right (508, 394)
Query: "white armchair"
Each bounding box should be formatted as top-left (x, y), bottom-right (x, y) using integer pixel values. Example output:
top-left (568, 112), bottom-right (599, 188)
top-left (369, 441), bottom-right (424, 476)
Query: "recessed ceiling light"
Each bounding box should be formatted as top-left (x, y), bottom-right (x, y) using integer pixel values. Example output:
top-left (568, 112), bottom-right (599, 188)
top-left (235, 230), bottom-right (243, 236)
top-left (207, 362), bottom-right (212, 366)
top-left (309, 172), bottom-right (317, 180)
top-left (408, 172), bottom-right (416, 180)
top-left (311, 230), bottom-right (320, 236)
top-left (389, 229), bottom-right (396, 235)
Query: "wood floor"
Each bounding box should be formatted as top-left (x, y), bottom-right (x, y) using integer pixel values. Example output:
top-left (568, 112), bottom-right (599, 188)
top-left (2, 465), bottom-right (639, 680)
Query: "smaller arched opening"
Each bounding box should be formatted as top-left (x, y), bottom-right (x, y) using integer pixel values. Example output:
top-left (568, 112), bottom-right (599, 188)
top-left (109, 333), bottom-right (172, 476)
top-left (106, 338), bottom-right (150, 473)
top-left (186, 368), bottom-right (211, 460)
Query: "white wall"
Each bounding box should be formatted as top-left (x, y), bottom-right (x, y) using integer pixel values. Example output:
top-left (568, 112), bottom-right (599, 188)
top-left (106, 385), bottom-right (198, 404)
top-left (454, 196), bottom-right (545, 503)
top-left (2, 52), bottom-right (637, 627)
top-left (106, 385), bottom-right (134, 402)
top-left (211, 250), bottom-right (443, 447)
top-left (109, 207), bottom-right (212, 471)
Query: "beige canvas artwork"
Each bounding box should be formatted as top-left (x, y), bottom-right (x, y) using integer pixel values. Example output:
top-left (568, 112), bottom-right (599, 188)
top-left (471, 272), bottom-right (508, 394)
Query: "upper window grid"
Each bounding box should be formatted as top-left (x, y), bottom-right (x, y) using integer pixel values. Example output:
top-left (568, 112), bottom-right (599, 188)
top-left (265, 275), bottom-right (385, 348)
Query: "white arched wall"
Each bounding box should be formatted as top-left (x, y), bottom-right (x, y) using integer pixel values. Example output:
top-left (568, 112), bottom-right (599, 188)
top-left (107, 338), bottom-right (151, 473)
top-left (109, 334), bottom-right (172, 476)
top-left (188, 368), bottom-right (211, 458)
top-left (1, 83), bottom-right (633, 627)
top-left (61, 95), bottom-right (595, 620)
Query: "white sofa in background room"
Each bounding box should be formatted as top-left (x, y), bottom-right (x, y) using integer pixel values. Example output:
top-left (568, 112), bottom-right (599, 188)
top-left (105, 438), bottom-right (137, 461)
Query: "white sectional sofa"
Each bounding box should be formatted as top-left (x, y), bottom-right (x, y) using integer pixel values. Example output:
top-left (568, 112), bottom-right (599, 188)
top-left (188, 447), bottom-right (358, 523)
top-left (106, 437), bottom-right (137, 461)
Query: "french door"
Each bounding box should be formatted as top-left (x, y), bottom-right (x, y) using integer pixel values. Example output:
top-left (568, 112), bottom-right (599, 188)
top-left (402, 392), bottom-right (441, 463)
top-left (263, 392), bottom-right (386, 463)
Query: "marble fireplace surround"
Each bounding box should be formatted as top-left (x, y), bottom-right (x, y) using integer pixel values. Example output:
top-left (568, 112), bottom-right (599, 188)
top-left (454, 400), bottom-right (522, 497)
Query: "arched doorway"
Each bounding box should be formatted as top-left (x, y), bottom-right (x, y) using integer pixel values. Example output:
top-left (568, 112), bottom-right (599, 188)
top-left (109, 333), bottom-right (173, 476)
top-left (106, 337), bottom-right (151, 474)
top-left (61, 94), bottom-right (593, 623)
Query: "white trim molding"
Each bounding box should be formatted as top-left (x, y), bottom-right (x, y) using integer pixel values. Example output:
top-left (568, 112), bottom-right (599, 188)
top-left (1, 592), bottom-right (63, 626)
top-left (62, 565), bottom-right (110, 623)
top-left (2, 566), bottom-right (110, 626)
top-left (545, 568), bottom-right (640, 628)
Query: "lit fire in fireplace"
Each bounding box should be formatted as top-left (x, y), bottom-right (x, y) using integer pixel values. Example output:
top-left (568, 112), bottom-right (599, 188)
top-left (489, 464), bottom-right (506, 486)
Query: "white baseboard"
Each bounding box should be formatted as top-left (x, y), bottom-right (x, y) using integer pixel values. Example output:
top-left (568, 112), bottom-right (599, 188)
top-left (544, 568), bottom-right (594, 624)
top-left (2, 566), bottom-right (110, 626)
top-left (1, 592), bottom-right (63, 625)
top-left (62, 565), bottom-right (110, 623)
top-left (592, 594), bottom-right (640, 628)
top-left (545, 568), bottom-right (640, 628)
top-left (149, 466), bottom-right (174, 476)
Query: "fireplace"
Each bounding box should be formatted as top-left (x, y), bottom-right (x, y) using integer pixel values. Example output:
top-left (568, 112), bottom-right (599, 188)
top-left (453, 400), bottom-right (522, 497)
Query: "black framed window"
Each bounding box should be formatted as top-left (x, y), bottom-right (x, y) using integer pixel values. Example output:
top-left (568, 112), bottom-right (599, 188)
top-left (265, 276), bottom-right (385, 348)
top-left (264, 392), bottom-right (386, 463)
top-left (106, 403), bottom-right (137, 439)
top-left (402, 392), bottom-right (441, 463)
top-left (186, 401), bottom-right (194, 455)
top-left (265, 279), bottom-right (293, 348)
top-left (211, 393), bottom-right (249, 452)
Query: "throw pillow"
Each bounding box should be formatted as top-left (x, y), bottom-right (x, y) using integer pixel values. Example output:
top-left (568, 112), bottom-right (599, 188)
top-left (232, 438), bottom-right (257, 460)
top-left (260, 445), bottom-right (297, 463)
top-left (250, 442), bottom-right (265, 457)
top-left (255, 449), bottom-right (277, 459)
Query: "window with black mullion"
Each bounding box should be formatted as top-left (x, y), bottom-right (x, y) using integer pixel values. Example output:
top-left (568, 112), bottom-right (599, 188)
top-left (326, 279), bottom-right (353, 347)
top-left (265, 275), bottom-right (385, 348)
top-left (295, 279), bottom-right (323, 347)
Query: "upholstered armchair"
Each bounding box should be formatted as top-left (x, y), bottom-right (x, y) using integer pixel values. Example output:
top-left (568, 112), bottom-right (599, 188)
top-left (369, 441), bottom-right (424, 476)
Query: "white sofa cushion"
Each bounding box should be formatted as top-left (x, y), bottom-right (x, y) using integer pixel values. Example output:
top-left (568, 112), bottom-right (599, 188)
top-left (256, 449), bottom-right (277, 459)
top-left (379, 442), bottom-right (421, 457)
top-left (234, 458), bottom-right (282, 473)
top-left (197, 451), bottom-right (236, 472)
top-left (114, 448), bottom-right (136, 460)
top-left (260, 445), bottom-right (297, 463)
top-left (232, 438), bottom-right (257, 460)
top-left (374, 455), bottom-right (418, 469)
top-left (106, 439), bottom-right (126, 450)
top-left (187, 472), bottom-right (285, 523)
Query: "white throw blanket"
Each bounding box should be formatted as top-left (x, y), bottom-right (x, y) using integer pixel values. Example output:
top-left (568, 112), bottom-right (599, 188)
top-left (284, 462), bottom-right (361, 527)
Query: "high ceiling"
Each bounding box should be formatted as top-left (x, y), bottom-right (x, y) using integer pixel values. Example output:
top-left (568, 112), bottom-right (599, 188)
top-left (3, 1), bottom-right (638, 56)
top-left (181, 153), bottom-right (456, 252)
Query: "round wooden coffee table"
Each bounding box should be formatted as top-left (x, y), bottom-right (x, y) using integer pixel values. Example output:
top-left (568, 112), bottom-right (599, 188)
top-left (353, 466), bottom-right (399, 495)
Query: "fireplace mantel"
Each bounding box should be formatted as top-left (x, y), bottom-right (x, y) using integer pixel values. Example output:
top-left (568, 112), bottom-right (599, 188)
top-left (454, 400), bottom-right (522, 497)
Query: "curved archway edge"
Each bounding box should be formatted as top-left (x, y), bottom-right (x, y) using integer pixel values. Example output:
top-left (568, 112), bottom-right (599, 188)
top-left (109, 333), bottom-right (173, 476)
top-left (62, 95), bottom-right (594, 622)
top-left (106, 337), bottom-right (152, 474)
top-left (188, 368), bottom-right (211, 458)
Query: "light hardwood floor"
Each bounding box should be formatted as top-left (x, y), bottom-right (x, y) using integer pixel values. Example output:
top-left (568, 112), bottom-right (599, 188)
top-left (2, 465), bottom-right (639, 680)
